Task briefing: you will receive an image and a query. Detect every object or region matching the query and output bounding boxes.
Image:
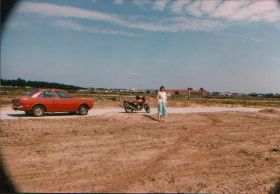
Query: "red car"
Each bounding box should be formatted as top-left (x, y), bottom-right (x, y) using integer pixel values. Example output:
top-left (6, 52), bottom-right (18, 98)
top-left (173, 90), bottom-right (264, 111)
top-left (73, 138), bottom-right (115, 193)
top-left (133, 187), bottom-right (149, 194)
top-left (12, 89), bottom-right (94, 117)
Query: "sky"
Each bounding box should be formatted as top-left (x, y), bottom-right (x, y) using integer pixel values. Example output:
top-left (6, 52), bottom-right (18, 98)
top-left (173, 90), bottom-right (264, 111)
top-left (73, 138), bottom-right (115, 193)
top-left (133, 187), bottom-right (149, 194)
top-left (1, 0), bottom-right (280, 93)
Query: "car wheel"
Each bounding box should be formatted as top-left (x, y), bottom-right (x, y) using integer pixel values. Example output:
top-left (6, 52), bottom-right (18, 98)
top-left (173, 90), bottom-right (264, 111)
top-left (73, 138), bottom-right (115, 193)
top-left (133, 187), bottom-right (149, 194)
top-left (25, 111), bottom-right (33, 116)
top-left (78, 105), bottom-right (88, 115)
top-left (32, 105), bottom-right (45, 117)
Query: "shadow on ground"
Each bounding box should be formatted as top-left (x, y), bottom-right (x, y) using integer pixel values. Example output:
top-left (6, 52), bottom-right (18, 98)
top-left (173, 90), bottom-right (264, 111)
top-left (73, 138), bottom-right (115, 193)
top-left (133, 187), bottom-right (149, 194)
top-left (269, 178), bottom-right (280, 194)
top-left (142, 114), bottom-right (158, 121)
top-left (0, 154), bottom-right (17, 193)
top-left (7, 113), bottom-right (80, 118)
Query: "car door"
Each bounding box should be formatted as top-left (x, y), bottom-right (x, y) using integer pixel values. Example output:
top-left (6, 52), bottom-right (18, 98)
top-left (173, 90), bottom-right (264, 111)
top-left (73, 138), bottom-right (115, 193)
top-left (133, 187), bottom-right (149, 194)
top-left (53, 91), bottom-right (74, 112)
top-left (37, 90), bottom-right (55, 112)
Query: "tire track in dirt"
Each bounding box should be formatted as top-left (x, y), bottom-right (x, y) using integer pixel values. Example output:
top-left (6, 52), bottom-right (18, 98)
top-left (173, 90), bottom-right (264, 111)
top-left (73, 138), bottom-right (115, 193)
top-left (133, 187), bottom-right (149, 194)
top-left (104, 115), bottom-right (212, 192)
top-left (199, 113), bottom-right (222, 127)
top-left (188, 114), bottom-right (245, 193)
top-left (104, 114), bottom-right (218, 192)
top-left (104, 132), bottom-right (196, 192)
top-left (194, 113), bottom-right (280, 193)
top-left (198, 114), bottom-right (255, 193)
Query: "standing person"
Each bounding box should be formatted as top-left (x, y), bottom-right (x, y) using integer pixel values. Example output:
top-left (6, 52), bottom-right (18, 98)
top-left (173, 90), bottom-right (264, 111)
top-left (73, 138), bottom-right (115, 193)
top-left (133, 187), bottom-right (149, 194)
top-left (157, 86), bottom-right (168, 122)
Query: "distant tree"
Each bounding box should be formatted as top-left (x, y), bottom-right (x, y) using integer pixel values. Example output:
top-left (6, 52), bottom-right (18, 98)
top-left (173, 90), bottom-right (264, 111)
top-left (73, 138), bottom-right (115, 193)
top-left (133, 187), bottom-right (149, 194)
top-left (263, 93), bottom-right (274, 98)
top-left (248, 93), bottom-right (258, 97)
top-left (212, 92), bottom-right (220, 96)
top-left (15, 78), bottom-right (26, 87)
top-left (1, 78), bottom-right (84, 90)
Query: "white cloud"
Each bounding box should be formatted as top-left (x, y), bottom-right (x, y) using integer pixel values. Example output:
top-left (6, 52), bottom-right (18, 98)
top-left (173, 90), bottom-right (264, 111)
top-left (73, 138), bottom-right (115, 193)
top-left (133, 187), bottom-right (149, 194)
top-left (16, 1), bottom-right (280, 35)
top-left (126, 16), bottom-right (225, 32)
top-left (212, 31), bottom-right (263, 43)
top-left (211, 1), bottom-right (251, 18)
top-left (5, 19), bottom-right (30, 29)
top-left (53, 19), bottom-right (85, 31)
top-left (132, 0), bottom-right (149, 7)
top-left (228, 0), bottom-right (280, 22)
top-left (165, 16), bottom-right (226, 32)
top-left (186, 0), bottom-right (203, 17)
top-left (18, 2), bottom-right (124, 24)
top-left (53, 19), bottom-right (143, 37)
top-left (199, 0), bottom-right (222, 14)
top-left (171, 0), bottom-right (192, 13)
top-left (275, 22), bottom-right (280, 29)
top-left (154, 0), bottom-right (170, 11)
top-left (17, 1), bottom-right (225, 33)
top-left (247, 36), bottom-right (262, 43)
top-left (182, 0), bottom-right (280, 23)
top-left (113, 0), bottom-right (124, 5)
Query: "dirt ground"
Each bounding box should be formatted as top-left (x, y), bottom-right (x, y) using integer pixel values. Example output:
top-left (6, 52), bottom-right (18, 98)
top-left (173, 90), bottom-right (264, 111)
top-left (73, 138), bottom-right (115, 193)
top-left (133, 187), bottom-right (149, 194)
top-left (0, 111), bottom-right (280, 193)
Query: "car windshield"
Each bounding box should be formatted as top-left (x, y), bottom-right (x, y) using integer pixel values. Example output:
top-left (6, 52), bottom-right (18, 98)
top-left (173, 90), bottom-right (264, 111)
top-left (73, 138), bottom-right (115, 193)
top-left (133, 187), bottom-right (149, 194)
top-left (55, 91), bottom-right (71, 98)
top-left (25, 89), bottom-right (38, 96)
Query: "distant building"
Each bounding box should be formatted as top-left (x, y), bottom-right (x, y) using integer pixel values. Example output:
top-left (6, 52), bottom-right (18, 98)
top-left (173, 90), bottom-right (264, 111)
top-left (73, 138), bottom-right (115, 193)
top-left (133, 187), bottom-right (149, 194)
top-left (78, 89), bottom-right (89, 92)
top-left (219, 92), bottom-right (233, 97)
top-left (165, 89), bottom-right (209, 96)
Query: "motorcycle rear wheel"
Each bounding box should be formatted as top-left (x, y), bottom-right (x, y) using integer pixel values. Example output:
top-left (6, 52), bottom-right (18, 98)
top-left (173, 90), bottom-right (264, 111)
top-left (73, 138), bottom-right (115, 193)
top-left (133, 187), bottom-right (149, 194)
top-left (144, 104), bottom-right (151, 113)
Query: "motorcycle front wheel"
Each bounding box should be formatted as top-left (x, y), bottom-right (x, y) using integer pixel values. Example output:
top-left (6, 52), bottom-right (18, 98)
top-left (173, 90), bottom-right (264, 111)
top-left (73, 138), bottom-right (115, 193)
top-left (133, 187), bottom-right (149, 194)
top-left (124, 105), bottom-right (133, 113)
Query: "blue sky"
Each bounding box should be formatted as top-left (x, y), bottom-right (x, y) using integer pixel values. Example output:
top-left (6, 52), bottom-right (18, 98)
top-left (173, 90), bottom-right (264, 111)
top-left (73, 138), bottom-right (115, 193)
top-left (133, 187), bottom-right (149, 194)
top-left (1, 0), bottom-right (280, 93)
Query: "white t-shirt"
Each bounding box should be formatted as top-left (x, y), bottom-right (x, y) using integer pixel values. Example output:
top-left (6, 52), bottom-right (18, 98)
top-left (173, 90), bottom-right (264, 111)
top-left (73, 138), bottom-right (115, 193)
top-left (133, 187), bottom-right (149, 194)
top-left (157, 91), bottom-right (167, 104)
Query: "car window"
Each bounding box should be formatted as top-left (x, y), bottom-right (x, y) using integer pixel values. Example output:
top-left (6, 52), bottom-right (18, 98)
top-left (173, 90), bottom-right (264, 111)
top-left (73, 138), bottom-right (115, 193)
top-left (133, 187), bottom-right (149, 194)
top-left (39, 90), bottom-right (53, 98)
top-left (55, 91), bottom-right (71, 98)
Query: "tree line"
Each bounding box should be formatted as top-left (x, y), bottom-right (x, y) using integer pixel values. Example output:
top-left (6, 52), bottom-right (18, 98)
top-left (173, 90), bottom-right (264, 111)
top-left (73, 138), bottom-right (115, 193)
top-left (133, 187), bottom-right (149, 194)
top-left (0, 78), bottom-right (84, 90)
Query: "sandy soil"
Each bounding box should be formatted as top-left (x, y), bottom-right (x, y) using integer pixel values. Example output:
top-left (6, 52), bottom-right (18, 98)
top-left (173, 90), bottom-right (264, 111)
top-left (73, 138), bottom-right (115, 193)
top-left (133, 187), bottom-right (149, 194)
top-left (0, 111), bottom-right (280, 193)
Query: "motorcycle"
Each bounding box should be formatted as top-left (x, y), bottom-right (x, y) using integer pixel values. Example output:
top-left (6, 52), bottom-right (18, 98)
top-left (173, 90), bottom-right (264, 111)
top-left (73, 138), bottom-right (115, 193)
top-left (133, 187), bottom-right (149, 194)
top-left (123, 96), bottom-right (151, 113)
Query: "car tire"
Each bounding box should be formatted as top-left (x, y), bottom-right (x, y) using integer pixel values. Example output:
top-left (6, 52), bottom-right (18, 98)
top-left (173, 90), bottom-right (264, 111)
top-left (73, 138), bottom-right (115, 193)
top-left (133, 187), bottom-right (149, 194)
top-left (32, 105), bottom-right (45, 117)
top-left (78, 105), bottom-right (88, 115)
